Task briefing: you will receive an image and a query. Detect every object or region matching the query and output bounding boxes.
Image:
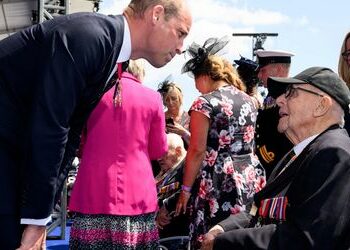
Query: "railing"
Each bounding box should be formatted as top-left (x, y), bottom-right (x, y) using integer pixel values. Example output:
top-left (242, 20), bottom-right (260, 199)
top-left (159, 236), bottom-right (190, 250)
top-left (46, 180), bottom-right (68, 240)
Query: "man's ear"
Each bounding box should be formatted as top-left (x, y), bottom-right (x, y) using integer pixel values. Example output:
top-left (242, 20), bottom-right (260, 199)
top-left (314, 96), bottom-right (332, 117)
top-left (152, 5), bottom-right (164, 24)
top-left (175, 146), bottom-right (182, 158)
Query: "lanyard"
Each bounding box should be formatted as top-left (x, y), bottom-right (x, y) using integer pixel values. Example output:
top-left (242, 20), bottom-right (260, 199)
top-left (112, 63), bottom-right (123, 107)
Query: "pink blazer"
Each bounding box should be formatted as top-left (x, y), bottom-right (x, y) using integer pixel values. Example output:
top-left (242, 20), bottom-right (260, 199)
top-left (69, 72), bottom-right (167, 215)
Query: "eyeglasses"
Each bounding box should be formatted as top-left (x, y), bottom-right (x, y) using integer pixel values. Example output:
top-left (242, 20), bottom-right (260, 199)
top-left (342, 50), bottom-right (350, 59)
top-left (285, 85), bottom-right (324, 99)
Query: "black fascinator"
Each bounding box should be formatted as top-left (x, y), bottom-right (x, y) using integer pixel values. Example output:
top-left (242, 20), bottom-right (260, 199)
top-left (234, 56), bottom-right (259, 95)
top-left (181, 36), bottom-right (230, 76)
top-left (157, 75), bottom-right (182, 96)
top-left (234, 56), bottom-right (259, 71)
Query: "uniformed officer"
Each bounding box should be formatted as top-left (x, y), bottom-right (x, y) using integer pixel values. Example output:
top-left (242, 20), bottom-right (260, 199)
top-left (254, 50), bottom-right (295, 177)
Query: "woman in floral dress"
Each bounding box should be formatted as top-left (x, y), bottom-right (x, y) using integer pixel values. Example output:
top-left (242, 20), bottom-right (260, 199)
top-left (175, 37), bottom-right (266, 249)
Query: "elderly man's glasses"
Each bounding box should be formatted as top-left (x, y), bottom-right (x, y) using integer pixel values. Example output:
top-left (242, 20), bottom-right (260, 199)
top-left (285, 85), bottom-right (324, 99)
top-left (342, 50), bottom-right (350, 59)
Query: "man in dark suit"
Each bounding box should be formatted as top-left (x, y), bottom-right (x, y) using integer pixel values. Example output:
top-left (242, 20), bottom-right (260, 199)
top-left (0, 1), bottom-right (192, 249)
top-left (201, 67), bottom-right (350, 250)
top-left (255, 50), bottom-right (295, 177)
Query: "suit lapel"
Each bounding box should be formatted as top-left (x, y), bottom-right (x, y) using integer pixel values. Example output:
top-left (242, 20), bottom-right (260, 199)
top-left (255, 124), bottom-right (341, 204)
top-left (254, 146), bottom-right (309, 204)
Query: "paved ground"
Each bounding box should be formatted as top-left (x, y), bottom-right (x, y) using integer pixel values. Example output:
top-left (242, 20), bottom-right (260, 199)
top-left (46, 221), bottom-right (71, 250)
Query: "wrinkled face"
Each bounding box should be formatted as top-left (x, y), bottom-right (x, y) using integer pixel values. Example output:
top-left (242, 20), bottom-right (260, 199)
top-left (158, 146), bottom-right (177, 171)
top-left (276, 84), bottom-right (323, 141)
top-left (257, 64), bottom-right (280, 87)
top-left (146, 6), bottom-right (192, 68)
top-left (164, 87), bottom-right (182, 112)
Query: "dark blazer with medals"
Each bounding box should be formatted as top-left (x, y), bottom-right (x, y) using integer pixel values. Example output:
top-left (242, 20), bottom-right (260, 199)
top-left (157, 160), bottom-right (190, 238)
top-left (214, 126), bottom-right (350, 250)
top-left (255, 97), bottom-right (293, 177)
top-left (0, 12), bottom-right (125, 219)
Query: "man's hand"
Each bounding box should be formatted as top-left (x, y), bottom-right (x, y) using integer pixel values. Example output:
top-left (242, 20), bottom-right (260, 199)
top-left (156, 206), bottom-right (172, 229)
top-left (17, 225), bottom-right (46, 250)
top-left (200, 225), bottom-right (224, 250)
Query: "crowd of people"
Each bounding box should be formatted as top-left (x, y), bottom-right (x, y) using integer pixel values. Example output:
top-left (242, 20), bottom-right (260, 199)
top-left (0, 0), bottom-right (350, 249)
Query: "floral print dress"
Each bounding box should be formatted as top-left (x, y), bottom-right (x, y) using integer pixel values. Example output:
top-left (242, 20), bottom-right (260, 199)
top-left (188, 85), bottom-right (266, 249)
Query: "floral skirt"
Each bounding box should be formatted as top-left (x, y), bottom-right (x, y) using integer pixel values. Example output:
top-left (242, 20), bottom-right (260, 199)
top-left (69, 212), bottom-right (159, 249)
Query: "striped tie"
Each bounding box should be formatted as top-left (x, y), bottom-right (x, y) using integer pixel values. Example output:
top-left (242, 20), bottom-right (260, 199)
top-left (275, 149), bottom-right (296, 177)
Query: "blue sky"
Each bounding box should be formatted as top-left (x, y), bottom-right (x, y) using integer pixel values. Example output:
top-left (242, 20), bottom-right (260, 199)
top-left (99, 0), bottom-right (349, 110)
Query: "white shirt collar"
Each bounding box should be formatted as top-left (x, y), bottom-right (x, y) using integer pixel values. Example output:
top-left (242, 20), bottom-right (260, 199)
top-left (117, 15), bottom-right (131, 63)
top-left (293, 134), bottom-right (319, 156)
top-left (105, 16), bottom-right (131, 84)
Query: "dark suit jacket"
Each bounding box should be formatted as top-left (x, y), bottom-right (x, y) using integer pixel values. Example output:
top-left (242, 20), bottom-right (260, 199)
top-left (0, 12), bottom-right (124, 219)
top-left (214, 126), bottom-right (350, 250)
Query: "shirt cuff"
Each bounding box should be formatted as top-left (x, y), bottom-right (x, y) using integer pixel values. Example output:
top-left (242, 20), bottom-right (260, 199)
top-left (21, 216), bottom-right (52, 226)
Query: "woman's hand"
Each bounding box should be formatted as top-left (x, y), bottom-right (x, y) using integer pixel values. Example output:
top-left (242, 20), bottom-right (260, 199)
top-left (166, 123), bottom-right (190, 144)
top-left (166, 123), bottom-right (189, 137)
top-left (175, 190), bottom-right (191, 216)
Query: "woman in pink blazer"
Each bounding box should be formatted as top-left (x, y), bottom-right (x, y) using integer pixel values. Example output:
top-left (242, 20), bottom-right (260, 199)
top-left (69, 60), bottom-right (167, 249)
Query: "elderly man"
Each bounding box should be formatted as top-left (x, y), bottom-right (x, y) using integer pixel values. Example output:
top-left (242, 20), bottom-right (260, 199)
top-left (156, 133), bottom-right (189, 239)
top-left (255, 50), bottom-right (295, 177)
top-left (202, 67), bottom-right (350, 250)
top-left (0, 1), bottom-right (192, 249)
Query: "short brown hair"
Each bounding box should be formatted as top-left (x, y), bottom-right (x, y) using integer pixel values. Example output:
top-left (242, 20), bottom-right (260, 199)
top-left (127, 0), bottom-right (183, 20)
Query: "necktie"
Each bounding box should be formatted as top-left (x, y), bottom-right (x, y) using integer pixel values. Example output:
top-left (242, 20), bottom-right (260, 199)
top-left (266, 149), bottom-right (296, 183)
top-left (275, 149), bottom-right (296, 177)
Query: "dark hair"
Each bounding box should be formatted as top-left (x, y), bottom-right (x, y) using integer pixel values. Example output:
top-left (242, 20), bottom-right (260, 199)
top-left (122, 61), bottom-right (129, 72)
top-left (157, 80), bottom-right (182, 95)
top-left (234, 56), bottom-right (259, 95)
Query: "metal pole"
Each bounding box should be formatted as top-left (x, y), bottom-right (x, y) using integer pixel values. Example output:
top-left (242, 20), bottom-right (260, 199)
top-left (232, 33), bottom-right (279, 60)
top-left (64, 0), bottom-right (70, 14)
top-left (38, 0), bottom-right (44, 23)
